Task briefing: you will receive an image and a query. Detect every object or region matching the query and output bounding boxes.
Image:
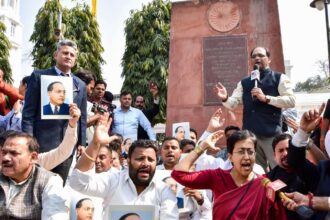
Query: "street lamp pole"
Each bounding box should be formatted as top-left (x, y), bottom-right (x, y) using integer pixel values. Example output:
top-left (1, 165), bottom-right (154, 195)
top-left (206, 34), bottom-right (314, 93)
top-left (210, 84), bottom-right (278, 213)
top-left (54, 10), bottom-right (62, 42)
top-left (324, 0), bottom-right (330, 75)
top-left (310, 0), bottom-right (330, 75)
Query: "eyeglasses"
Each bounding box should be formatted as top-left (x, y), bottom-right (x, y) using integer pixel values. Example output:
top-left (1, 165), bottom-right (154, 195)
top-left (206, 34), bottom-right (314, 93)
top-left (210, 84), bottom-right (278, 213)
top-left (233, 149), bottom-right (256, 157)
top-left (251, 53), bottom-right (267, 59)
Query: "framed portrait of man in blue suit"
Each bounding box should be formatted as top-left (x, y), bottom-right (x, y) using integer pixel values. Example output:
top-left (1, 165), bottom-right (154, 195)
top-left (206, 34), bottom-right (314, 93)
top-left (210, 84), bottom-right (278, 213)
top-left (41, 75), bottom-right (72, 119)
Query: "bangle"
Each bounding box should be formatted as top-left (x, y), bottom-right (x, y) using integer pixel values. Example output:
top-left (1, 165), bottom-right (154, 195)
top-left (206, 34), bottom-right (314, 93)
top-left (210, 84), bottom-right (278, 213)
top-left (196, 193), bottom-right (204, 205)
top-left (84, 151), bottom-right (96, 162)
top-left (222, 95), bottom-right (228, 102)
top-left (194, 146), bottom-right (205, 156)
top-left (307, 192), bottom-right (314, 208)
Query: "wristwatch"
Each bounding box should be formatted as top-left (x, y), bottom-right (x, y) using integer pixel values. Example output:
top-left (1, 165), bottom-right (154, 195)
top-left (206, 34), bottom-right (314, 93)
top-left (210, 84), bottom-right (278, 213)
top-left (265, 95), bottom-right (271, 104)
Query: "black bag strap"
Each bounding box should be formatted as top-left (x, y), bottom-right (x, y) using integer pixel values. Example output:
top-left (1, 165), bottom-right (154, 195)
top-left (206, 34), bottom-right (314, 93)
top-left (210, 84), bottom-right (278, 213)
top-left (226, 173), bottom-right (255, 220)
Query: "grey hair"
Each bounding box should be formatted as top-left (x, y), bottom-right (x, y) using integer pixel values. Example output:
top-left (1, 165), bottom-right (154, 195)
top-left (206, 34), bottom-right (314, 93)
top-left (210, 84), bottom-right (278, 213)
top-left (56, 39), bottom-right (78, 52)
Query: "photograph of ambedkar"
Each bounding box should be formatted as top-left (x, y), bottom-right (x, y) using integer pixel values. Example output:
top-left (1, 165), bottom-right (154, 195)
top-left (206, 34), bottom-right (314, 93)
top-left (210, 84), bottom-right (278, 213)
top-left (43, 81), bottom-right (69, 115)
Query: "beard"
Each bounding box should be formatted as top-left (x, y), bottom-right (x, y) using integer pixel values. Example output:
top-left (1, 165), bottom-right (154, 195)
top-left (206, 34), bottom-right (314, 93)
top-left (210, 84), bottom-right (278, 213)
top-left (280, 157), bottom-right (290, 169)
top-left (128, 163), bottom-right (155, 187)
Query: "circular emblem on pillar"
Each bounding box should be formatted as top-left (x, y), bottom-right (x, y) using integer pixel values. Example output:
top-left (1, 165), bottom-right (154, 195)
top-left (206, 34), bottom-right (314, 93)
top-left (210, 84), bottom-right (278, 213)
top-left (207, 1), bottom-right (241, 32)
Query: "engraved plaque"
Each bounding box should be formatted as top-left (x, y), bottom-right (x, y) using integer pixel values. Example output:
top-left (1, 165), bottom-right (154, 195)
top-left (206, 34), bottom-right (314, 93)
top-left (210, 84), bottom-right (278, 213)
top-left (203, 35), bottom-right (248, 106)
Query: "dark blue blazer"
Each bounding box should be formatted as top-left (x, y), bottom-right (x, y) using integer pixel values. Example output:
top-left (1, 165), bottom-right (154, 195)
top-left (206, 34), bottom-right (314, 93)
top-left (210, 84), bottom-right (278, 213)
top-left (288, 141), bottom-right (330, 220)
top-left (43, 103), bottom-right (70, 115)
top-left (22, 67), bottom-right (87, 152)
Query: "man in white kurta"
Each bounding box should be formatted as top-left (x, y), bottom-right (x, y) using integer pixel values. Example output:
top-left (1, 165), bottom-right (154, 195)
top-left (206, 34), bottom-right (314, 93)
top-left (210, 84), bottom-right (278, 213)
top-left (70, 113), bottom-right (178, 220)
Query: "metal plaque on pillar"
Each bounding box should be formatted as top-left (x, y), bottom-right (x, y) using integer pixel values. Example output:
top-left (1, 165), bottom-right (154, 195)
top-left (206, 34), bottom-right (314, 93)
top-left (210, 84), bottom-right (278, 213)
top-left (203, 35), bottom-right (248, 106)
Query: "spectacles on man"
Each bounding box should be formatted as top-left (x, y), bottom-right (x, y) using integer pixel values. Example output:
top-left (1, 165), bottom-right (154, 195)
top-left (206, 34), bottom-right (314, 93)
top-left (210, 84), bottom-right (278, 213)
top-left (251, 53), bottom-right (266, 59)
top-left (233, 149), bottom-right (256, 157)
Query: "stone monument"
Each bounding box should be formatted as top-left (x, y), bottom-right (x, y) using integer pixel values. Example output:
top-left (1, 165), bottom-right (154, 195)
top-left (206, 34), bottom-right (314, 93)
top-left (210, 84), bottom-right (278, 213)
top-left (166, 0), bottom-right (285, 139)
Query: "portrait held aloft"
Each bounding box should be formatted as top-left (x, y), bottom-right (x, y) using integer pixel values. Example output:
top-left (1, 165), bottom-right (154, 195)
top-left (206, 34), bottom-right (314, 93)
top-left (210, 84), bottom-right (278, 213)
top-left (41, 75), bottom-right (73, 119)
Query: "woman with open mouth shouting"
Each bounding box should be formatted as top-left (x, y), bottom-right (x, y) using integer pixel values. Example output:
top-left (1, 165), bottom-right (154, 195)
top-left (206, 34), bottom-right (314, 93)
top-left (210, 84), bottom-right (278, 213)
top-left (171, 129), bottom-right (287, 220)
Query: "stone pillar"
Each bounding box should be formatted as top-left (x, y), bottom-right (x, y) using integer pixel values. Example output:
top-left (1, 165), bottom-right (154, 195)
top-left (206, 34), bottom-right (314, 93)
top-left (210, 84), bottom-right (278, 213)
top-left (166, 0), bottom-right (284, 139)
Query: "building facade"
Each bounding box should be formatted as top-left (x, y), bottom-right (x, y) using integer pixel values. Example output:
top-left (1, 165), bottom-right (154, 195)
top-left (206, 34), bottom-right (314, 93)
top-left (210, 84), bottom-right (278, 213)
top-left (0, 0), bottom-right (22, 86)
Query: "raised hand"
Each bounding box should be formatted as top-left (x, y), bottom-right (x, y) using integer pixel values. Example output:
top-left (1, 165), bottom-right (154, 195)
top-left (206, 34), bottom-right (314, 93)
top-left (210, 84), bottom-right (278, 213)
top-left (300, 103), bottom-right (325, 133)
top-left (200, 130), bottom-right (224, 151)
top-left (285, 117), bottom-right (299, 133)
top-left (207, 108), bottom-right (225, 132)
top-left (93, 112), bottom-right (114, 145)
top-left (149, 81), bottom-right (159, 98)
top-left (68, 103), bottom-right (81, 128)
top-left (214, 82), bottom-right (228, 101)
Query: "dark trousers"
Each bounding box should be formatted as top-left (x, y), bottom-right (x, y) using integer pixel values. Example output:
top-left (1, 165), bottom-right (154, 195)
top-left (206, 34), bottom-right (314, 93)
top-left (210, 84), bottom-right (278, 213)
top-left (51, 155), bottom-right (73, 185)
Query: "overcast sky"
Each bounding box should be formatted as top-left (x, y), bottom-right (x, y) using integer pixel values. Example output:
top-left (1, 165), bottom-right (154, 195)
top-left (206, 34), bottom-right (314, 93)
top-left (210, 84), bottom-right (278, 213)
top-left (20, 0), bottom-right (328, 93)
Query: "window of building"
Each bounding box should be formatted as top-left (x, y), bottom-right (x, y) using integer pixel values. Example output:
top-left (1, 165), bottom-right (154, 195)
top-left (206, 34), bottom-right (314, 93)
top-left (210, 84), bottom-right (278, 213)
top-left (10, 22), bottom-right (15, 37)
top-left (9, 0), bottom-right (14, 8)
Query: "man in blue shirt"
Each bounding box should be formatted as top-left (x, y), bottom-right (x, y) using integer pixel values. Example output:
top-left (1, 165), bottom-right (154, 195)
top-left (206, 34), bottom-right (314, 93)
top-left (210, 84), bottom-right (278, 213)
top-left (112, 91), bottom-right (156, 141)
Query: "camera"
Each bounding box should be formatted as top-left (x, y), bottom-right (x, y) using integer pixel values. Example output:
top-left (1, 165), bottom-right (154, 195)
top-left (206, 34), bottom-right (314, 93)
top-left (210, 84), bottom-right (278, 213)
top-left (108, 104), bottom-right (116, 118)
top-left (91, 103), bottom-right (107, 114)
top-left (91, 103), bottom-right (116, 117)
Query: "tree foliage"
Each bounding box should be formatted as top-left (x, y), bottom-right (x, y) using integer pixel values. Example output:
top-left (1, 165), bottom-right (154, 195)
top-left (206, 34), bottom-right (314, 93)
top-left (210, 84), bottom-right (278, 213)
top-left (121, 0), bottom-right (171, 123)
top-left (30, 0), bottom-right (63, 70)
top-left (294, 75), bottom-right (328, 92)
top-left (0, 21), bottom-right (12, 83)
top-left (30, 0), bottom-right (104, 79)
top-left (316, 59), bottom-right (329, 79)
top-left (66, 3), bottom-right (105, 79)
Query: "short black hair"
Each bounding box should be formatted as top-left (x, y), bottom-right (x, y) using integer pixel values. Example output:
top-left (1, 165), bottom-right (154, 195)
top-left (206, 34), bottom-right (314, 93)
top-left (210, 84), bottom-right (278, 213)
top-left (22, 76), bottom-right (30, 85)
top-left (120, 91), bottom-right (132, 98)
top-left (250, 46), bottom-right (270, 58)
top-left (47, 81), bottom-right (63, 92)
top-left (111, 133), bottom-right (123, 143)
top-left (272, 133), bottom-right (291, 151)
top-left (180, 139), bottom-right (195, 150)
top-left (75, 69), bottom-right (95, 85)
top-left (189, 128), bottom-right (197, 138)
top-left (224, 125), bottom-right (240, 135)
top-left (104, 91), bottom-right (113, 102)
top-left (162, 137), bottom-right (180, 148)
top-left (95, 80), bottom-right (107, 89)
top-left (108, 139), bottom-right (122, 152)
top-left (227, 130), bottom-right (257, 154)
top-left (128, 139), bottom-right (158, 159)
top-left (175, 126), bottom-right (184, 133)
top-left (119, 213), bottom-right (140, 220)
top-left (75, 198), bottom-right (92, 209)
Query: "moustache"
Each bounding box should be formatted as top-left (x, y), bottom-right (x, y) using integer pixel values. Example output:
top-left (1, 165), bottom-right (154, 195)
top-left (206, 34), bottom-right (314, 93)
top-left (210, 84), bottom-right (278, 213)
top-left (137, 165), bottom-right (151, 173)
top-left (2, 161), bottom-right (12, 166)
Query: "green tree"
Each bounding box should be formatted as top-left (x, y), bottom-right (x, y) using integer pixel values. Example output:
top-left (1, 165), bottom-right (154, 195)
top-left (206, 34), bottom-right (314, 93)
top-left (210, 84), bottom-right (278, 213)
top-left (30, 0), bottom-right (63, 70)
top-left (121, 0), bottom-right (171, 123)
top-left (294, 75), bottom-right (328, 92)
top-left (316, 59), bottom-right (329, 79)
top-left (30, 0), bottom-right (104, 79)
top-left (0, 21), bottom-right (12, 83)
top-left (66, 3), bottom-right (105, 79)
